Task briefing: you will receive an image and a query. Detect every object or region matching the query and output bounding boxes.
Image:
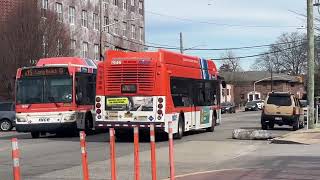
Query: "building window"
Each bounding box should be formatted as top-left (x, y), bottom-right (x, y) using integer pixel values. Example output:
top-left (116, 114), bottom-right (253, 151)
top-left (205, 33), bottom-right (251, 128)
top-left (93, 13), bottom-right (99, 30)
top-left (123, 0), bottom-right (127, 10)
top-left (291, 83), bottom-right (295, 87)
top-left (139, 26), bottom-right (143, 41)
top-left (94, 44), bottom-right (99, 60)
top-left (71, 39), bottom-right (76, 50)
top-left (138, 0), bottom-right (143, 14)
top-left (227, 89), bottom-right (230, 96)
top-left (240, 94), bottom-right (244, 99)
top-left (82, 42), bottom-right (88, 58)
top-left (113, 0), bottom-right (118, 6)
top-left (123, 21), bottom-right (127, 37)
top-left (57, 39), bottom-right (63, 56)
top-left (103, 2), bottom-right (108, 11)
top-left (131, 0), bottom-right (135, 6)
top-left (104, 16), bottom-right (109, 32)
top-left (41, 0), bottom-right (48, 17)
top-left (114, 19), bottom-right (119, 35)
top-left (69, 6), bottom-right (75, 25)
top-left (131, 24), bottom-right (135, 39)
top-left (55, 3), bottom-right (63, 22)
top-left (82, 10), bottom-right (88, 28)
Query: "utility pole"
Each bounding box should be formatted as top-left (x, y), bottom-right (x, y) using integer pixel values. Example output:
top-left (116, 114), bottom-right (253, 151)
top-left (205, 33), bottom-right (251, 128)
top-left (307, 0), bottom-right (315, 129)
top-left (99, 0), bottom-right (104, 60)
top-left (180, 32), bottom-right (184, 54)
top-left (270, 68), bottom-right (273, 92)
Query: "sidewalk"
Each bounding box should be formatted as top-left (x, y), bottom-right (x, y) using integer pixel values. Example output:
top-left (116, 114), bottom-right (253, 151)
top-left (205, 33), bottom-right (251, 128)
top-left (271, 128), bottom-right (320, 144)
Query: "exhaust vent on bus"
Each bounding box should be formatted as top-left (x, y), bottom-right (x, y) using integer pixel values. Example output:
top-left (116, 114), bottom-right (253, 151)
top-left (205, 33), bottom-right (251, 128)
top-left (106, 59), bottom-right (155, 93)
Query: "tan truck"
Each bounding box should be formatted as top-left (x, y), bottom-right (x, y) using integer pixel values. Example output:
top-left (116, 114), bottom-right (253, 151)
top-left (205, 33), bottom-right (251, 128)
top-left (261, 92), bottom-right (304, 131)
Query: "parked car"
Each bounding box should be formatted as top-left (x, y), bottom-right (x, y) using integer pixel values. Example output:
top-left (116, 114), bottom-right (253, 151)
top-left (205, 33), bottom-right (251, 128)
top-left (221, 102), bottom-right (236, 114)
top-left (0, 102), bottom-right (16, 131)
top-left (299, 99), bottom-right (307, 123)
top-left (253, 100), bottom-right (264, 110)
top-left (245, 101), bottom-right (259, 111)
top-left (261, 92), bottom-right (304, 130)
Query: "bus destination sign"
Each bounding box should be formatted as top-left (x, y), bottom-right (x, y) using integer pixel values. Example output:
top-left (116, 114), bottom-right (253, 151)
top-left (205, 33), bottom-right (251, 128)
top-left (21, 67), bottom-right (69, 77)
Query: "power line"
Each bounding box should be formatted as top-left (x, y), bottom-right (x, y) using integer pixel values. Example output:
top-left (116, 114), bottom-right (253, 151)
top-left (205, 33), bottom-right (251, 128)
top-left (184, 40), bottom-right (306, 51)
top-left (107, 31), bottom-right (308, 52)
top-left (209, 44), bottom-right (304, 61)
top-left (146, 10), bottom-right (303, 28)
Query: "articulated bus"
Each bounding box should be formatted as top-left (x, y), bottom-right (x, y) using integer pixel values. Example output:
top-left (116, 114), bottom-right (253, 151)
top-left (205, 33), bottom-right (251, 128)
top-left (95, 49), bottom-right (225, 139)
top-left (15, 57), bottom-right (98, 138)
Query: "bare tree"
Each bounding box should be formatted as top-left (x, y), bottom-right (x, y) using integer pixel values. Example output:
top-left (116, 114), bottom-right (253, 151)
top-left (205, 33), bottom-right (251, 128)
top-left (0, 0), bottom-right (71, 99)
top-left (252, 32), bottom-right (307, 75)
top-left (219, 50), bottom-right (242, 72)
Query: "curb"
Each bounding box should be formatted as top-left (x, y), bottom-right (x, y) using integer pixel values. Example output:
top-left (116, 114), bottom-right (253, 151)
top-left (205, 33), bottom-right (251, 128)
top-left (270, 128), bottom-right (320, 145)
top-left (269, 138), bottom-right (307, 145)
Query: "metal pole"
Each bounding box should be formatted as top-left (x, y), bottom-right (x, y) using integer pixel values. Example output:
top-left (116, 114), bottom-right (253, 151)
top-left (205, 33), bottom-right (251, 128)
top-left (270, 68), bottom-right (273, 92)
top-left (307, 106), bottom-right (309, 130)
top-left (316, 104), bottom-right (319, 125)
top-left (307, 0), bottom-right (315, 129)
top-left (253, 82), bottom-right (256, 101)
top-left (99, 0), bottom-right (104, 60)
top-left (179, 32), bottom-right (183, 54)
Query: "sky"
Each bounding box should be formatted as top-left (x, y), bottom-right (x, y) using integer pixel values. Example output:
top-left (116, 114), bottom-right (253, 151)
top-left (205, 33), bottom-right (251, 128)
top-left (145, 0), bottom-right (311, 70)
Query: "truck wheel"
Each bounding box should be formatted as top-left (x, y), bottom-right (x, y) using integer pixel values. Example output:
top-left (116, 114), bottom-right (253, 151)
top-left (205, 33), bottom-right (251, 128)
top-left (0, 119), bottom-right (13, 131)
top-left (261, 117), bottom-right (268, 130)
top-left (269, 123), bottom-right (274, 129)
top-left (173, 116), bottom-right (184, 139)
top-left (299, 119), bottom-right (305, 129)
top-left (31, 132), bottom-right (40, 139)
top-left (292, 118), bottom-right (299, 131)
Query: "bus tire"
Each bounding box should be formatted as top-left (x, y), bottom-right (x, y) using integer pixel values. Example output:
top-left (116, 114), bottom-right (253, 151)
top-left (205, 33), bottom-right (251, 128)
top-left (85, 112), bottom-right (93, 134)
top-left (31, 132), bottom-right (40, 139)
top-left (173, 115), bottom-right (184, 139)
top-left (206, 112), bottom-right (216, 132)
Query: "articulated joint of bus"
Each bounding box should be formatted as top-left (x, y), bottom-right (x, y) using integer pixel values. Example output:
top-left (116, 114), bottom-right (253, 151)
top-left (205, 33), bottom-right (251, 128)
top-left (94, 96), bottom-right (166, 129)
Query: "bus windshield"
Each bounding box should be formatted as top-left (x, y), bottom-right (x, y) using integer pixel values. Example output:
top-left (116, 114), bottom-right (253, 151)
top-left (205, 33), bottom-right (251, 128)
top-left (16, 76), bottom-right (72, 104)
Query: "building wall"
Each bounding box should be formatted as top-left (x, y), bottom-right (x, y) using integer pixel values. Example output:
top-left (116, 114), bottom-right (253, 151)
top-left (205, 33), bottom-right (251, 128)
top-left (0, 0), bottom-right (21, 24)
top-left (1, 0), bottom-right (145, 60)
top-left (234, 81), bottom-right (305, 105)
top-left (48, 0), bottom-right (145, 60)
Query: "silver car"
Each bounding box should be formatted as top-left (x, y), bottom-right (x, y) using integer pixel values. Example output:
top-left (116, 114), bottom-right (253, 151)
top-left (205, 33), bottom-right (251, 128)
top-left (0, 102), bottom-right (16, 131)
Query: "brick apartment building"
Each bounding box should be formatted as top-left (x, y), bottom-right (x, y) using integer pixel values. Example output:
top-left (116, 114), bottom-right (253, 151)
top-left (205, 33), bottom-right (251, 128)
top-left (0, 0), bottom-right (145, 60)
top-left (220, 71), bottom-right (305, 106)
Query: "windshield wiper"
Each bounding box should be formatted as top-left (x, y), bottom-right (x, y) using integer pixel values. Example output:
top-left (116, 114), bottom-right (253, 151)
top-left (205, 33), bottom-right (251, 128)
top-left (48, 97), bottom-right (60, 108)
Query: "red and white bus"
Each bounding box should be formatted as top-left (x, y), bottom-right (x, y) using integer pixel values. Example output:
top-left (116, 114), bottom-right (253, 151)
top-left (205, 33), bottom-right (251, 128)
top-left (15, 57), bottom-right (98, 138)
top-left (95, 49), bottom-right (225, 139)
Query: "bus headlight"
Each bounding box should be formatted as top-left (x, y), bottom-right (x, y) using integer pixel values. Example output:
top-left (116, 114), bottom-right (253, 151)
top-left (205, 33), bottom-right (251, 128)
top-left (64, 114), bottom-right (77, 121)
top-left (17, 117), bottom-right (27, 122)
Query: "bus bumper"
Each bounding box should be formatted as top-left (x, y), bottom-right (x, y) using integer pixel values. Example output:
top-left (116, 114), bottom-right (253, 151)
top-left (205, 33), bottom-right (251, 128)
top-left (95, 121), bottom-right (165, 130)
top-left (16, 122), bottom-right (77, 133)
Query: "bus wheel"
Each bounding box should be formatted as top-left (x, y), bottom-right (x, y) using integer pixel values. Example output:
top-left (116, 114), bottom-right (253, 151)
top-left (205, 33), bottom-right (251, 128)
top-left (206, 115), bottom-right (216, 132)
top-left (173, 116), bottom-right (184, 139)
top-left (85, 113), bottom-right (93, 135)
top-left (31, 132), bottom-right (40, 139)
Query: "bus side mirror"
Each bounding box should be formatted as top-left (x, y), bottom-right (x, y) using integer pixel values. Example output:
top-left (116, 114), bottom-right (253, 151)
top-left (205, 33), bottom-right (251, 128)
top-left (222, 81), bottom-right (226, 88)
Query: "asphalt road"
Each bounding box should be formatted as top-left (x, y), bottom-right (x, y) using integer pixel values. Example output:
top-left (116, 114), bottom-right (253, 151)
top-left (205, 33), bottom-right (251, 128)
top-left (0, 111), bottom-right (291, 180)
